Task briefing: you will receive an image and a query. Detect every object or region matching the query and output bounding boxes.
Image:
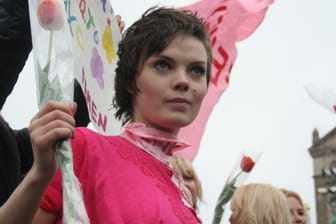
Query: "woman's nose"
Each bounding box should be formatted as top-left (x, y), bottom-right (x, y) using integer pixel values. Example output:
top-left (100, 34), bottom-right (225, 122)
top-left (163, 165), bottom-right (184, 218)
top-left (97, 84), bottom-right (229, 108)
top-left (173, 70), bottom-right (189, 91)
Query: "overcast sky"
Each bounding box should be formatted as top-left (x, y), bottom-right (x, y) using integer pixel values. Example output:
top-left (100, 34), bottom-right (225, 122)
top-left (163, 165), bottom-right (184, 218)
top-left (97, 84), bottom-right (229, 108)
top-left (2, 0), bottom-right (336, 223)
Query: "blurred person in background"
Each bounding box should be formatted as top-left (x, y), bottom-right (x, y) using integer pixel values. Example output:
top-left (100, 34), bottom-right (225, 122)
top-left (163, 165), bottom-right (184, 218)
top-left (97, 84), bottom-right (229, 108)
top-left (281, 188), bottom-right (310, 224)
top-left (230, 183), bottom-right (291, 224)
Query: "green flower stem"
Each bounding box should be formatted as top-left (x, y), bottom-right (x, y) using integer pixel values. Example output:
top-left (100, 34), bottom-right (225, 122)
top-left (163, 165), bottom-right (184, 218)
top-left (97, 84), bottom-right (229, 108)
top-left (212, 171), bottom-right (242, 224)
top-left (47, 31), bottom-right (53, 64)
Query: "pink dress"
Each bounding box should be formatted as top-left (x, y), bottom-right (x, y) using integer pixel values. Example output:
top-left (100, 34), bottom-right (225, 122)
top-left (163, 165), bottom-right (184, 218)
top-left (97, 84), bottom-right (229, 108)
top-left (40, 123), bottom-right (201, 224)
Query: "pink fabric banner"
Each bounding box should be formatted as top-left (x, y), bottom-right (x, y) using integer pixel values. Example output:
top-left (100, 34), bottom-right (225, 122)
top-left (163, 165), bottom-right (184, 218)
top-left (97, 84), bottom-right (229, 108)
top-left (176, 0), bottom-right (274, 161)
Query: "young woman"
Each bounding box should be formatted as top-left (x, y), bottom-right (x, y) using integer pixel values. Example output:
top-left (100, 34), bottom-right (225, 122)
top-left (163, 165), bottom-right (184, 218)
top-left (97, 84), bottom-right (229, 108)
top-left (281, 188), bottom-right (309, 224)
top-left (171, 155), bottom-right (203, 211)
top-left (29, 6), bottom-right (213, 223)
top-left (229, 183), bottom-right (291, 224)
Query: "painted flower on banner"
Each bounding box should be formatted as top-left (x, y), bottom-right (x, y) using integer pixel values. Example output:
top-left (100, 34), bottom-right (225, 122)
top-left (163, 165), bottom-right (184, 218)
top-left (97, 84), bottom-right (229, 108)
top-left (91, 48), bottom-right (105, 89)
top-left (37, 0), bottom-right (65, 30)
top-left (212, 155), bottom-right (256, 224)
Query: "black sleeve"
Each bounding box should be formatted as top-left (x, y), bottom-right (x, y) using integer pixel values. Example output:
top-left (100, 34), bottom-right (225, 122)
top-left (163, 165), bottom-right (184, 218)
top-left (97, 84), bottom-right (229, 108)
top-left (13, 128), bottom-right (33, 175)
top-left (0, 116), bottom-right (21, 205)
top-left (0, 0), bottom-right (32, 110)
top-left (0, 115), bottom-right (33, 205)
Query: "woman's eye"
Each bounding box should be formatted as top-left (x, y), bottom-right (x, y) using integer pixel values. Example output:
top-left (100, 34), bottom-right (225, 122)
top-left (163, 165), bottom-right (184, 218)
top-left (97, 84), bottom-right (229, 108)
top-left (155, 60), bottom-right (170, 71)
top-left (190, 66), bottom-right (205, 76)
top-left (298, 209), bottom-right (305, 216)
top-left (182, 175), bottom-right (194, 181)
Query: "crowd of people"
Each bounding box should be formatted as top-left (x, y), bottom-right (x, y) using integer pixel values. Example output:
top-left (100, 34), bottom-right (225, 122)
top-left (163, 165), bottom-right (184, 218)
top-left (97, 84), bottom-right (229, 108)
top-left (0, 0), bottom-right (313, 223)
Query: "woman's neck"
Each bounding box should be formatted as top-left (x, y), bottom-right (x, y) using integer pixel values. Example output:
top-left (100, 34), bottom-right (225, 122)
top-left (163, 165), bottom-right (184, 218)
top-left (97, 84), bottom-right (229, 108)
top-left (120, 122), bottom-right (189, 165)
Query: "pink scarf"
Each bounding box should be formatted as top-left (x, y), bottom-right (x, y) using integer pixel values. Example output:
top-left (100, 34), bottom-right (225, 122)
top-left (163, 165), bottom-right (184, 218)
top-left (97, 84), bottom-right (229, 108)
top-left (121, 122), bottom-right (190, 166)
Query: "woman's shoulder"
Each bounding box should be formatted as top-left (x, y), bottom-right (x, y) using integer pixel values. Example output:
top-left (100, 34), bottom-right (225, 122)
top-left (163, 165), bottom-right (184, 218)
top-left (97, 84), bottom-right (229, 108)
top-left (72, 127), bottom-right (124, 149)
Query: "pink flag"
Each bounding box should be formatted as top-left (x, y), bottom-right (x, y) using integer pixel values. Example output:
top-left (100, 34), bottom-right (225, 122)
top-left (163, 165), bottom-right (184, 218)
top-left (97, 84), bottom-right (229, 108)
top-left (175, 0), bottom-right (274, 160)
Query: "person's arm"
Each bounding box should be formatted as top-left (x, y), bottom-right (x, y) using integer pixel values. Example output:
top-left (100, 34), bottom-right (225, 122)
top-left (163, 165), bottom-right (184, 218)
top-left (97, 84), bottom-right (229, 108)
top-left (0, 100), bottom-right (76, 224)
top-left (0, 167), bottom-right (55, 223)
top-left (32, 207), bottom-right (58, 223)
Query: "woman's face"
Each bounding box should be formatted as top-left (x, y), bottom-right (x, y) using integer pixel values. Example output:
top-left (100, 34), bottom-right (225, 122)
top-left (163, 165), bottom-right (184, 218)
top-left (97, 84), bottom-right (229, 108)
top-left (132, 34), bottom-right (208, 134)
top-left (180, 172), bottom-right (198, 208)
top-left (287, 196), bottom-right (307, 224)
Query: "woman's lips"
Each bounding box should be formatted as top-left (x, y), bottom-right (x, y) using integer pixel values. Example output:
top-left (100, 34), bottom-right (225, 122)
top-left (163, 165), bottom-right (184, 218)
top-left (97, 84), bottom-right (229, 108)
top-left (166, 98), bottom-right (191, 110)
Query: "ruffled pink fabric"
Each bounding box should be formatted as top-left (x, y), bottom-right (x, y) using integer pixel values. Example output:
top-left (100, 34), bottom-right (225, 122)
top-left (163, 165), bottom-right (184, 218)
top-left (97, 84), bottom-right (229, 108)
top-left (121, 122), bottom-right (196, 210)
top-left (121, 122), bottom-right (190, 166)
